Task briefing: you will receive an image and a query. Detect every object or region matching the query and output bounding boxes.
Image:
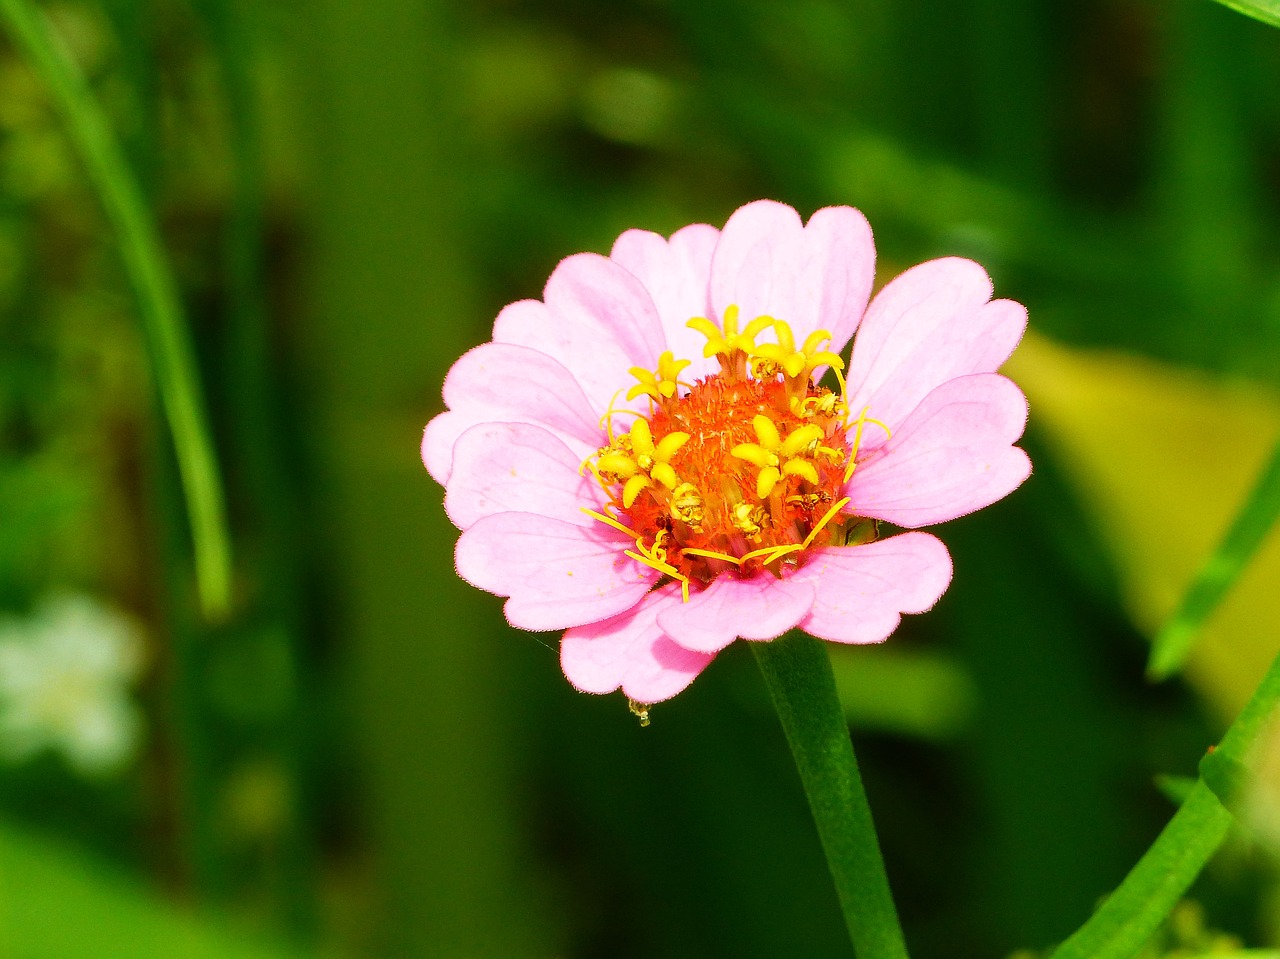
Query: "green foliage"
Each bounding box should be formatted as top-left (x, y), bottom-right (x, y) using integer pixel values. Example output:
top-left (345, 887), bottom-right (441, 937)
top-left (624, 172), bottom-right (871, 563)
top-left (0, 816), bottom-right (312, 959)
top-left (0, 0), bottom-right (1277, 957)
top-left (0, 0), bottom-right (231, 618)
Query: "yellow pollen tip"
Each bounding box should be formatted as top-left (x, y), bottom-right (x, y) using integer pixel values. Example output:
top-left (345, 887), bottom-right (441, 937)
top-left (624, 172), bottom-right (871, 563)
top-left (756, 467), bottom-right (781, 500)
top-left (622, 474), bottom-right (651, 508)
top-left (782, 460), bottom-right (820, 485)
top-left (801, 329), bottom-right (832, 354)
top-left (730, 443), bottom-right (778, 469)
top-left (747, 415), bottom-right (776, 449)
top-left (780, 424), bottom-right (824, 457)
top-left (597, 452), bottom-right (639, 478)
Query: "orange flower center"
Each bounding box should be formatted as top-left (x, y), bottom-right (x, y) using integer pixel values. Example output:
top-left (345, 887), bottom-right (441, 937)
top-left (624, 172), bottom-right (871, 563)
top-left (584, 308), bottom-right (890, 600)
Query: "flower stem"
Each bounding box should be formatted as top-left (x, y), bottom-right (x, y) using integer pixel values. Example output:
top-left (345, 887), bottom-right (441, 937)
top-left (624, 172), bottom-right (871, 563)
top-left (1049, 646), bottom-right (1280, 959)
top-left (752, 633), bottom-right (910, 959)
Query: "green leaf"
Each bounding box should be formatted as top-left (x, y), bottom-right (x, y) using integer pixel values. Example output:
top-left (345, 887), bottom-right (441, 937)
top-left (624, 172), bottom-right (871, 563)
top-left (0, 0), bottom-right (232, 618)
top-left (1152, 774), bottom-right (1197, 806)
top-left (1210, 0), bottom-right (1280, 30)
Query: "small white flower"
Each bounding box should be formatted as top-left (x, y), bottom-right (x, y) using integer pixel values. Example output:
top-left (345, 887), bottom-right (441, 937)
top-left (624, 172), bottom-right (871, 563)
top-left (0, 592), bottom-right (145, 776)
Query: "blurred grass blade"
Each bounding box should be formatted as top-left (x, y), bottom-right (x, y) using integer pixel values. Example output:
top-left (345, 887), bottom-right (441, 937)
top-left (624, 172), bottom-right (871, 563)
top-left (1049, 647), bottom-right (1280, 959)
top-left (1147, 435), bottom-right (1280, 680)
top-left (0, 0), bottom-right (232, 618)
top-left (1210, 0), bottom-right (1280, 29)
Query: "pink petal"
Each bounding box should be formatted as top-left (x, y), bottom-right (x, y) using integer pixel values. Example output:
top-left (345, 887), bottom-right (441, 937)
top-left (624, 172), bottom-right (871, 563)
top-left (610, 223), bottom-right (719, 376)
top-left (846, 258), bottom-right (1027, 443)
top-left (656, 573), bottom-right (816, 654)
top-left (455, 512), bottom-right (658, 632)
top-left (493, 253), bottom-right (667, 412)
top-left (423, 343), bottom-right (602, 484)
top-left (444, 422), bottom-right (599, 530)
top-left (793, 533), bottom-right (953, 644)
top-left (847, 373), bottom-right (1031, 527)
top-left (710, 200), bottom-right (875, 355)
top-left (560, 585), bottom-right (714, 703)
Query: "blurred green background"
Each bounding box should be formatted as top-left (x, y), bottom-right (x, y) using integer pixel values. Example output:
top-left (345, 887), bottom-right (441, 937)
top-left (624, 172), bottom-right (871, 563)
top-left (0, 0), bottom-right (1278, 957)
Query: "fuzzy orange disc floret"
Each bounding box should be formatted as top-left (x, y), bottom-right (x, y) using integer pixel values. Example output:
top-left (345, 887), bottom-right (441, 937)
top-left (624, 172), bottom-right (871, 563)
top-left (612, 374), bottom-right (851, 585)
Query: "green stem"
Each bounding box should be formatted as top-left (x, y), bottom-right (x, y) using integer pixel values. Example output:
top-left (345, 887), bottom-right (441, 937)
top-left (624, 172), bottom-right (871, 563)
top-left (0, 0), bottom-right (232, 618)
top-left (752, 633), bottom-right (909, 959)
top-left (1210, 0), bottom-right (1280, 31)
top-left (1050, 647), bottom-right (1280, 959)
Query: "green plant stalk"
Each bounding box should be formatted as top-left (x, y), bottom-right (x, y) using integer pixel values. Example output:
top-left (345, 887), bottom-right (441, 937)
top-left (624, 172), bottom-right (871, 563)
top-left (1211, 0), bottom-right (1280, 30)
top-left (1148, 435), bottom-right (1280, 679)
top-left (0, 0), bottom-right (231, 618)
top-left (1050, 646), bottom-right (1280, 959)
top-left (753, 633), bottom-right (910, 959)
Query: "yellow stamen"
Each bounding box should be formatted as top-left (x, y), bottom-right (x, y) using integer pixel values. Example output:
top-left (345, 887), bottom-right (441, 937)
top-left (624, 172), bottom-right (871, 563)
top-left (687, 305), bottom-right (775, 358)
top-left (782, 460), bottom-right (820, 485)
top-left (670, 482), bottom-right (705, 527)
top-left (842, 407), bottom-right (893, 484)
top-left (597, 387), bottom-right (646, 445)
top-left (597, 451), bottom-right (640, 478)
top-left (580, 506), bottom-right (636, 538)
top-left (756, 466), bottom-right (781, 499)
top-left (832, 366), bottom-right (852, 428)
top-left (733, 417), bottom-right (831, 498)
top-left (654, 432), bottom-right (691, 462)
top-left (624, 533), bottom-right (691, 603)
top-left (752, 414), bottom-right (781, 450)
top-left (732, 502), bottom-right (767, 536)
top-left (740, 543), bottom-right (802, 565)
top-left (622, 474), bottom-right (651, 508)
top-left (779, 424), bottom-right (824, 457)
top-left (750, 321), bottom-right (846, 384)
top-left (627, 351), bottom-right (693, 403)
top-left (730, 443), bottom-right (778, 469)
top-left (801, 497), bottom-right (851, 550)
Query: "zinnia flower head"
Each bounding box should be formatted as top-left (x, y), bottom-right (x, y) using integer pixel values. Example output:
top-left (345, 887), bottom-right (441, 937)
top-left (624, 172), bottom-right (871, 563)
top-left (422, 200), bottom-right (1030, 710)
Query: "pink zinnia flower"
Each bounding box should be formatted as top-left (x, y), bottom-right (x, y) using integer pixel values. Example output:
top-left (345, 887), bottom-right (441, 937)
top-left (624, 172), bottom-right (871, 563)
top-left (422, 200), bottom-right (1030, 709)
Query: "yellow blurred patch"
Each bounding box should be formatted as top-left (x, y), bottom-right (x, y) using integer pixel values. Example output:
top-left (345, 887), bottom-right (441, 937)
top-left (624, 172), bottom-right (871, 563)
top-left (1006, 332), bottom-right (1280, 723)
